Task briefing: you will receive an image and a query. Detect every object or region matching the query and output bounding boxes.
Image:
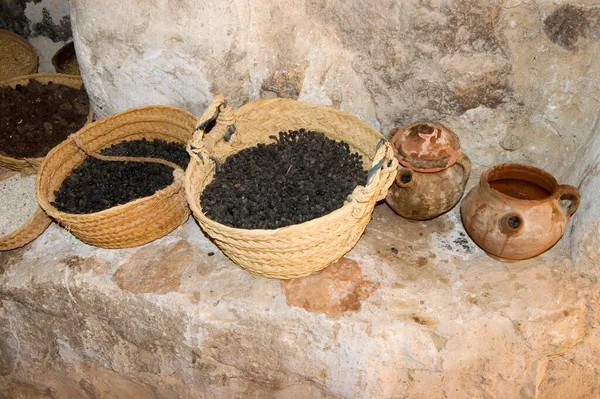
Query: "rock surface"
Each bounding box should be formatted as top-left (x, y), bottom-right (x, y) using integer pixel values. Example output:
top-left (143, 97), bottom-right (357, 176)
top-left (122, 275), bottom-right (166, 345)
top-left (70, 0), bottom-right (600, 178)
top-left (1, 203), bottom-right (599, 398)
top-left (281, 257), bottom-right (379, 318)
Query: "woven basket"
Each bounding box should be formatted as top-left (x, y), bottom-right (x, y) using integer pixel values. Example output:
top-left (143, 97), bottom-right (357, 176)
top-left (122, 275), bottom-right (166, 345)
top-left (185, 95), bottom-right (398, 279)
top-left (52, 41), bottom-right (80, 75)
top-left (36, 106), bottom-right (196, 249)
top-left (0, 29), bottom-right (38, 81)
top-left (0, 207), bottom-right (51, 251)
top-left (0, 73), bottom-right (93, 174)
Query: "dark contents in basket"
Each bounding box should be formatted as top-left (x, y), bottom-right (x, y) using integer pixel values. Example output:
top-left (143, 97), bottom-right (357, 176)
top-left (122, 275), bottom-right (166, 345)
top-left (100, 138), bottom-right (190, 169)
top-left (0, 79), bottom-right (89, 158)
top-left (201, 130), bottom-right (368, 229)
top-left (52, 159), bottom-right (174, 214)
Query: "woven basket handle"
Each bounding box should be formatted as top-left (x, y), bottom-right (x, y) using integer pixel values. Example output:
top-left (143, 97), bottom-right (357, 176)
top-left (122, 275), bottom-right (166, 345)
top-left (70, 134), bottom-right (183, 171)
top-left (351, 138), bottom-right (398, 218)
top-left (366, 139), bottom-right (388, 184)
top-left (187, 94), bottom-right (237, 160)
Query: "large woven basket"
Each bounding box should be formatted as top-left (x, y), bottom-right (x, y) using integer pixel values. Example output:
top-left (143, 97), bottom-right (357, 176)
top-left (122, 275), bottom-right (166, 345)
top-left (185, 95), bottom-right (398, 279)
top-left (0, 29), bottom-right (38, 81)
top-left (0, 73), bottom-right (93, 174)
top-left (36, 106), bottom-right (196, 249)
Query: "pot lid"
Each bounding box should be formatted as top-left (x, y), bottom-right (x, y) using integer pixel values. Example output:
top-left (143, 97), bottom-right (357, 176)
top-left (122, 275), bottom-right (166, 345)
top-left (390, 122), bottom-right (463, 173)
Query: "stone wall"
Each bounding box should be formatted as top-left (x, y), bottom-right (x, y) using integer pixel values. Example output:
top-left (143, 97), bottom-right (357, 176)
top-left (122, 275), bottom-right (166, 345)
top-left (71, 0), bottom-right (600, 179)
top-left (566, 116), bottom-right (600, 263)
top-left (0, 0), bottom-right (72, 72)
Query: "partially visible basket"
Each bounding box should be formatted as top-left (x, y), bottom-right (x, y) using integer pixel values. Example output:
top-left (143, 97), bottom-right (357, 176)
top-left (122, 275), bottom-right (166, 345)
top-left (185, 95), bottom-right (398, 279)
top-left (0, 29), bottom-right (38, 81)
top-left (0, 73), bottom-right (93, 174)
top-left (0, 207), bottom-right (51, 251)
top-left (52, 41), bottom-right (80, 75)
top-left (36, 105), bottom-right (196, 249)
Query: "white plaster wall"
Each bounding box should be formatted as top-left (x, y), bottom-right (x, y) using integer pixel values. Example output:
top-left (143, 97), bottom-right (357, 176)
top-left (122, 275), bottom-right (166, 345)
top-left (69, 0), bottom-right (600, 182)
top-left (25, 0), bottom-right (72, 72)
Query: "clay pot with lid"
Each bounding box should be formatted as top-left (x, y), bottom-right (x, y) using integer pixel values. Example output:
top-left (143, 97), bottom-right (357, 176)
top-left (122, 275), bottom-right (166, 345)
top-left (385, 122), bottom-right (471, 220)
top-left (460, 163), bottom-right (581, 262)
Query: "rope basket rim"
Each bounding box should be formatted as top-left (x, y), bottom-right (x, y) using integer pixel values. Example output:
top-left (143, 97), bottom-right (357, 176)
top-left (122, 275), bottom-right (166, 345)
top-left (0, 206), bottom-right (51, 251)
top-left (0, 73), bottom-right (93, 172)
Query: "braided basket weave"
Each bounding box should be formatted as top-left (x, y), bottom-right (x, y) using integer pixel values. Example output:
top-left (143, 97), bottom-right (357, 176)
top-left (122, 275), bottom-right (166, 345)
top-left (0, 73), bottom-right (93, 174)
top-left (0, 29), bottom-right (38, 81)
top-left (36, 106), bottom-right (196, 248)
top-left (185, 95), bottom-right (398, 279)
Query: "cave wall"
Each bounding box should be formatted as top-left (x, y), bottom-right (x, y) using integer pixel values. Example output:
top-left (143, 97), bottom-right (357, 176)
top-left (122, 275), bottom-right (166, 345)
top-left (566, 116), bottom-right (600, 264)
top-left (70, 0), bottom-right (600, 181)
top-left (0, 0), bottom-right (72, 72)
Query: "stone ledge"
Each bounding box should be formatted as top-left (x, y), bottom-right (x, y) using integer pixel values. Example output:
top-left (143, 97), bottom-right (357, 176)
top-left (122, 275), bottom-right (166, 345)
top-left (1, 205), bottom-right (598, 398)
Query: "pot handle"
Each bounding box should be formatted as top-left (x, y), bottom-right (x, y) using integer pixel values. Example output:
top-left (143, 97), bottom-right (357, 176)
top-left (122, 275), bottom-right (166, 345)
top-left (187, 94), bottom-right (237, 161)
top-left (455, 154), bottom-right (472, 188)
top-left (555, 184), bottom-right (581, 218)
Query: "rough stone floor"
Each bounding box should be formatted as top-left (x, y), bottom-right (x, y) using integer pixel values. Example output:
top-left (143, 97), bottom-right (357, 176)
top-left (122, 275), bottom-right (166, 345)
top-left (1, 197), bottom-right (599, 398)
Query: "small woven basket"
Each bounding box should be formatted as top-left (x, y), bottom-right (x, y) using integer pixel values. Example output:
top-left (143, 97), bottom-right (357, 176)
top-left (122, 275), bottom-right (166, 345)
top-left (0, 29), bottom-right (38, 81)
top-left (36, 105), bottom-right (196, 249)
top-left (52, 41), bottom-right (80, 75)
top-left (185, 95), bottom-right (398, 279)
top-left (0, 73), bottom-right (93, 174)
top-left (0, 207), bottom-right (51, 251)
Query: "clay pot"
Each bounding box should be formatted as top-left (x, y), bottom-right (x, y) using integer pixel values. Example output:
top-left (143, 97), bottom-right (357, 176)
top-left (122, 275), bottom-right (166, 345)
top-left (386, 122), bottom-right (471, 220)
top-left (460, 163), bottom-right (581, 262)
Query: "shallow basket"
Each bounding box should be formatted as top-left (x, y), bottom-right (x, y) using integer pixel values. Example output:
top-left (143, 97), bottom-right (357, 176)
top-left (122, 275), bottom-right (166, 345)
top-left (0, 73), bottom-right (93, 174)
top-left (36, 106), bottom-right (197, 249)
top-left (0, 29), bottom-right (38, 81)
top-left (185, 95), bottom-right (398, 279)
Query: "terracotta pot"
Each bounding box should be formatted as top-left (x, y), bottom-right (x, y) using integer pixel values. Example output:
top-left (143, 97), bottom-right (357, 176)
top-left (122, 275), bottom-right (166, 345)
top-left (386, 122), bottom-right (471, 220)
top-left (386, 155), bottom-right (471, 220)
top-left (460, 163), bottom-right (581, 262)
top-left (390, 121), bottom-right (462, 173)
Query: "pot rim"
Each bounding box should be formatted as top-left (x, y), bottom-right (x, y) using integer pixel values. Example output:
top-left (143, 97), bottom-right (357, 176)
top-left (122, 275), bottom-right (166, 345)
top-left (480, 163), bottom-right (559, 204)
